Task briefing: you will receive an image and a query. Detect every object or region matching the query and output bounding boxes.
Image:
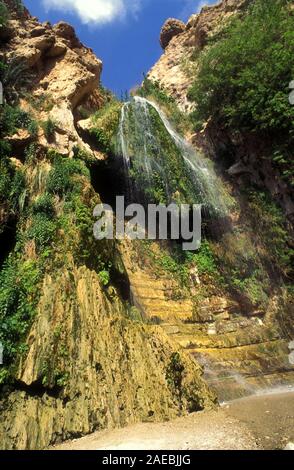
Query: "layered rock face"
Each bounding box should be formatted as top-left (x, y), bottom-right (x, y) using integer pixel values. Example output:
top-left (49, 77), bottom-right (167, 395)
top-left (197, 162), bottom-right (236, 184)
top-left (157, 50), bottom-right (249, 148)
top-left (0, 1), bottom-right (103, 157)
top-left (146, 0), bottom-right (294, 400)
top-left (119, 241), bottom-right (294, 403)
top-left (0, 1), bottom-right (216, 450)
top-left (0, 264), bottom-right (214, 450)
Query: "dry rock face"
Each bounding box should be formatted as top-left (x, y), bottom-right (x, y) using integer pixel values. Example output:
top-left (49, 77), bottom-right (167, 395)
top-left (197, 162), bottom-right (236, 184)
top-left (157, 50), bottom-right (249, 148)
top-left (160, 18), bottom-right (186, 49)
top-left (0, 1), bottom-right (103, 157)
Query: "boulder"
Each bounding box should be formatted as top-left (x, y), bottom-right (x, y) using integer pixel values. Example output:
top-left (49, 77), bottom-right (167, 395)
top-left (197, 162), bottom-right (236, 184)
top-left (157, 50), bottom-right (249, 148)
top-left (160, 18), bottom-right (185, 49)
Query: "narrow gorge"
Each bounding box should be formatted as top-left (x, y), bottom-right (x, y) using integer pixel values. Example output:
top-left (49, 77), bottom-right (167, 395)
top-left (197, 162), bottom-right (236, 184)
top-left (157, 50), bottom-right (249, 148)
top-left (0, 0), bottom-right (293, 450)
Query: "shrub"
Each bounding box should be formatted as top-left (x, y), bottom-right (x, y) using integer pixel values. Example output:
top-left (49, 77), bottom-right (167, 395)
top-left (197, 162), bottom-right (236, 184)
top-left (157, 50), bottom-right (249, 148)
top-left (42, 118), bottom-right (56, 141)
top-left (0, 1), bottom-right (8, 28)
top-left (0, 257), bottom-right (41, 378)
top-left (47, 156), bottom-right (90, 198)
top-left (90, 100), bottom-right (122, 154)
top-left (27, 213), bottom-right (56, 250)
top-left (0, 160), bottom-right (11, 202)
top-left (189, 0), bottom-right (294, 134)
top-left (9, 168), bottom-right (26, 212)
top-left (0, 159), bottom-right (26, 213)
top-left (0, 104), bottom-right (35, 136)
top-left (98, 270), bottom-right (110, 287)
top-left (188, 0), bottom-right (294, 187)
top-left (32, 193), bottom-right (54, 217)
top-left (186, 241), bottom-right (218, 276)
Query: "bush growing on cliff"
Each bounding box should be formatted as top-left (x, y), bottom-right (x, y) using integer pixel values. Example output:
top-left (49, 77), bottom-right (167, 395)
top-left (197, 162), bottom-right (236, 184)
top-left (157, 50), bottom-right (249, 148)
top-left (0, 104), bottom-right (35, 136)
top-left (188, 0), bottom-right (294, 184)
top-left (42, 118), bottom-right (56, 141)
top-left (90, 100), bottom-right (122, 155)
top-left (47, 155), bottom-right (90, 198)
top-left (0, 1), bottom-right (8, 27)
top-left (0, 256), bottom-right (41, 380)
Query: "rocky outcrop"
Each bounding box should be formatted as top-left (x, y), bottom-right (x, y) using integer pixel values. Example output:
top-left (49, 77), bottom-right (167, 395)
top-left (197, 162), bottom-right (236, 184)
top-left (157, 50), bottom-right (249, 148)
top-left (0, 264), bottom-right (215, 450)
top-left (0, 1), bottom-right (103, 157)
top-left (149, 0), bottom-right (251, 111)
top-left (119, 241), bottom-right (294, 403)
top-left (0, 2), bottom-right (216, 450)
top-left (160, 18), bottom-right (185, 49)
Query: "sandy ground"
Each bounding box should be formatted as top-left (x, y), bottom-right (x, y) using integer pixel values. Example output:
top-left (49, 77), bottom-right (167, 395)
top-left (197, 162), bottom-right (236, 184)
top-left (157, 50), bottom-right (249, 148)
top-left (53, 390), bottom-right (294, 451)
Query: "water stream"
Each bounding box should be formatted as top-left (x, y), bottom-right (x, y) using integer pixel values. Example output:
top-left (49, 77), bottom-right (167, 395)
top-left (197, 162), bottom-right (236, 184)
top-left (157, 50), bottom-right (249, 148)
top-left (118, 96), bottom-right (234, 217)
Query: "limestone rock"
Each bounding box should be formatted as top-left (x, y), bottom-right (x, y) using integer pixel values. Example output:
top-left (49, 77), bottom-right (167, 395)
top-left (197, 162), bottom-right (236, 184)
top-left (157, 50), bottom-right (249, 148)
top-left (160, 18), bottom-right (185, 49)
top-left (149, 0), bottom-right (250, 111)
top-left (0, 265), bottom-right (216, 450)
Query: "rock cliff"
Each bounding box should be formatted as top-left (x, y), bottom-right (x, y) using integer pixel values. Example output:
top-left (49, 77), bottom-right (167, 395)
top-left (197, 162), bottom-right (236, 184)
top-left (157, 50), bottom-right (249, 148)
top-left (148, 0), bottom-right (294, 223)
top-left (0, 0), bottom-right (215, 449)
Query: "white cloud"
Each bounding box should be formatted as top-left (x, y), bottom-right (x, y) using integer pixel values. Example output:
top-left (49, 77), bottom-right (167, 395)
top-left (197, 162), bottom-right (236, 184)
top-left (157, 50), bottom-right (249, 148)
top-left (42, 0), bottom-right (141, 25)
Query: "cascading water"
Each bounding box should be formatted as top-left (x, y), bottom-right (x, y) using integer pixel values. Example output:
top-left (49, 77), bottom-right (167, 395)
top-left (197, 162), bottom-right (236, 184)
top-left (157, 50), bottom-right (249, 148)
top-left (116, 96), bottom-right (294, 401)
top-left (118, 96), bottom-right (234, 218)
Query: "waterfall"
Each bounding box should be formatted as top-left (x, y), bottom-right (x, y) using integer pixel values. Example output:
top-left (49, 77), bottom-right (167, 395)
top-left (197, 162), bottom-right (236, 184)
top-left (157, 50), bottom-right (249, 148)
top-left (118, 96), bottom-right (234, 217)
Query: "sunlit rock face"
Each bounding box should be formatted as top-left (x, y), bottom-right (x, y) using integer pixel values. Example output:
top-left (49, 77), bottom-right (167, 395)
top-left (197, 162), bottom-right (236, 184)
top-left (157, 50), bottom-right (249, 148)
top-left (160, 18), bottom-right (186, 50)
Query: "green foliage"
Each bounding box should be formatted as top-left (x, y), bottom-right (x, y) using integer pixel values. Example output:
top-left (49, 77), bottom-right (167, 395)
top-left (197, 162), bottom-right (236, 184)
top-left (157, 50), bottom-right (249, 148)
top-left (0, 158), bottom-right (26, 215)
top-left (188, 0), bottom-right (294, 185)
top-left (0, 104), bottom-right (35, 136)
top-left (0, 160), bottom-right (11, 202)
top-left (90, 100), bottom-right (122, 154)
top-left (138, 77), bottom-right (175, 106)
top-left (189, 0), bottom-right (294, 132)
top-left (247, 191), bottom-right (293, 277)
top-left (27, 214), bottom-right (56, 251)
top-left (0, 1), bottom-right (8, 27)
top-left (186, 241), bottom-right (218, 277)
top-left (0, 257), bottom-right (41, 380)
top-left (0, 58), bottom-right (32, 105)
top-left (41, 118), bottom-right (56, 141)
top-left (137, 77), bottom-right (191, 135)
top-left (72, 145), bottom-right (95, 164)
top-left (32, 193), bottom-right (54, 217)
top-left (98, 270), bottom-right (110, 287)
top-left (47, 155), bottom-right (90, 198)
top-left (9, 168), bottom-right (27, 213)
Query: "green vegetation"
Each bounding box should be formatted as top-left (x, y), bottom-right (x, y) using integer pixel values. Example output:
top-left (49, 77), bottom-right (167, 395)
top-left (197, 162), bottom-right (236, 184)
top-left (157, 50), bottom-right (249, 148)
top-left (47, 155), bottom-right (90, 198)
top-left (0, 256), bottom-right (41, 379)
top-left (188, 0), bottom-right (294, 186)
top-left (0, 104), bottom-right (36, 136)
top-left (247, 191), bottom-right (293, 278)
top-left (0, 159), bottom-right (27, 223)
top-left (0, 1), bottom-right (8, 27)
top-left (123, 101), bottom-right (197, 206)
top-left (41, 118), bottom-right (56, 141)
top-left (90, 99), bottom-right (122, 154)
top-left (137, 77), bottom-right (191, 135)
top-left (0, 58), bottom-right (32, 105)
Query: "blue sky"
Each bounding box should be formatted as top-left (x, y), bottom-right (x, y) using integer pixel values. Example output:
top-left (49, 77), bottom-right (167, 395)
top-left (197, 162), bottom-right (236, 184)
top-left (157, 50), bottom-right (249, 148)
top-left (23, 0), bottom-right (215, 97)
